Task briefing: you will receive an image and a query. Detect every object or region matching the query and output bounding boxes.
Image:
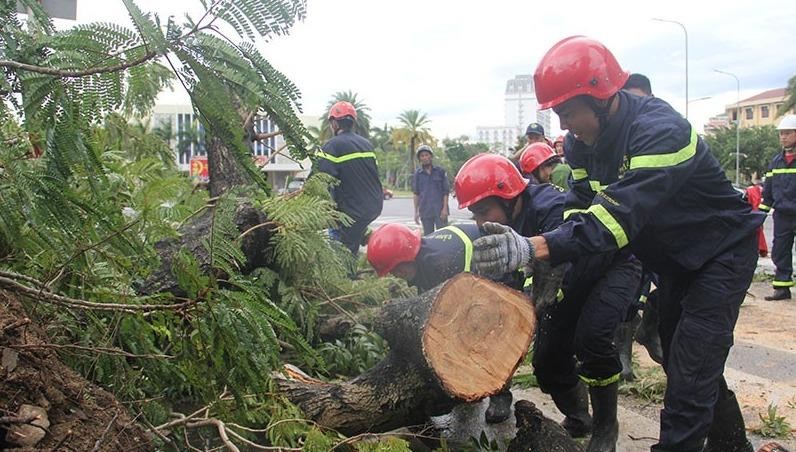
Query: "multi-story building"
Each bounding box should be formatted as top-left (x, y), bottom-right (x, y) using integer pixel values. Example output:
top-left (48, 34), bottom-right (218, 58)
top-left (475, 74), bottom-right (551, 152)
top-left (150, 103), bottom-right (312, 191)
top-left (724, 88), bottom-right (792, 129)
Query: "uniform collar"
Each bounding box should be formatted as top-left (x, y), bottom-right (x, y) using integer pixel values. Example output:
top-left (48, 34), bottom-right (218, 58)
top-left (592, 90), bottom-right (630, 152)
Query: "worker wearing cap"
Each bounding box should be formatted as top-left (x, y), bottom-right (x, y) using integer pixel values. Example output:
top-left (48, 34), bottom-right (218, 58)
top-left (412, 144), bottom-right (450, 234)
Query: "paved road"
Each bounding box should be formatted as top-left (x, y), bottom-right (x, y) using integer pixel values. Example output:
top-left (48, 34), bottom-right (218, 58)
top-left (373, 195), bottom-right (475, 229)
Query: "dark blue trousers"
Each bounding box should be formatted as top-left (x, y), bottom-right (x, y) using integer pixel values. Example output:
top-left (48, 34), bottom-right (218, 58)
top-left (533, 254), bottom-right (641, 392)
top-left (653, 234), bottom-right (757, 451)
top-left (772, 210), bottom-right (796, 288)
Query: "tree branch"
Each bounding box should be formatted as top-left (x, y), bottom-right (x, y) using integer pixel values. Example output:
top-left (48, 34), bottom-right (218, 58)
top-left (0, 51), bottom-right (158, 78)
top-left (8, 343), bottom-right (174, 359)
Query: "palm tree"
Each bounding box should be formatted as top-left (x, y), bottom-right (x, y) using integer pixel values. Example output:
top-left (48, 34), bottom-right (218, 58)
top-left (397, 109), bottom-right (432, 174)
top-left (319, 90), bottom-right (372, 140)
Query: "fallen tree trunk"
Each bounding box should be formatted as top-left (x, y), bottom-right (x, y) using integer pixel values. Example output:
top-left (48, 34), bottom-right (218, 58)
top-left (275, 273), bottom-right (537, 435)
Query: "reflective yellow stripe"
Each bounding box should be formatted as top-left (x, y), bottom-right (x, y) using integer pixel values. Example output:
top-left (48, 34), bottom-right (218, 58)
top-left (589, 180), bottom-right (609, 192)
top-left (771, 168), bottom-right (796, 174)
top-left (758, 203), bottom-right (770, 211)
top-left (628, 128), bottom-right (697, 170)
top-left (522, 276), bottom-right (564, 301)
top-left (639, 294), bottom-right (648, 303)
top-left (580, 372), bottom-right (621, 387)
top-left (563, 208), bottom-right (589, 220)
top-left (572, 168), bottom-right (588, 180)
top-left (440, 226), bottom-right (472, 272)
top-left (588, 204), bottom-right (629, 248)
top-left (773, 280), bottom-right (794, 287)
top-left (317, 150), bottom-right (377, 164)
top-left (765, 171), bottom-right (774, 177)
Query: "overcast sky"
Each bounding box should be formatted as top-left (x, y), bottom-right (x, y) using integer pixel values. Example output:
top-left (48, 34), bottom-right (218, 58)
top-left (69, 0), bottom-right (795, 138)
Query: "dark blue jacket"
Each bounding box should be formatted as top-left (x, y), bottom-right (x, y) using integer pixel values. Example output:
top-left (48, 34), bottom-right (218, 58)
top-left (512, 184), bottom-right (621, 292)
top-left (761, 150), bottom-right (796, 215)
top-left (412, 166), bottom-right (450, 218)
top-left (316, 131), bottom-right (383, 221)
top-left (543, 91), bottom-right (764, 273)
top-left (413, 224), bottom-right (482, 292)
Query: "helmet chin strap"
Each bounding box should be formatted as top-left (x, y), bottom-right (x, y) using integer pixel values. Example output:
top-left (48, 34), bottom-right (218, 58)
top-left (586, 94), bottom-right (618, 134)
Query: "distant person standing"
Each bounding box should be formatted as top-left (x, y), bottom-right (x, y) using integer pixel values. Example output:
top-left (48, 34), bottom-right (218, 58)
top-left (413, 145), bottom-right (450, 234)
top-left (511, 122), bottom-right (549, 161)
top-left (622, 73), bottom-right (653, 97)
top-left (316, 101), bottom-right (383, 255)
top-left (761, 114), bottom-right (796, 300)
top-left (550, 135), bottom-right (572, 190)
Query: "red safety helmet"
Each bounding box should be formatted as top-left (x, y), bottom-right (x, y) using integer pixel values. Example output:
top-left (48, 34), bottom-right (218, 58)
top-left (367, 224), bottom-right (422, 277)
top-left (534, 36), bottom-right (629, 110)
top-left (328, 101), bottom-right (358, 121)
top-left (520, 143), bottom-right (558, 175)
top-left (454, 154), bottom-right (529, 209)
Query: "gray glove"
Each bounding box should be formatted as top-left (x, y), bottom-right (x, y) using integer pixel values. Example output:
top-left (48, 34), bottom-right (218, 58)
top-left (472, 222), bottom-right (535, 276)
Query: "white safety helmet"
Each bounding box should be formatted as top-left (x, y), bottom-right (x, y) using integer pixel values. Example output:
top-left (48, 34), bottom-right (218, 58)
top-left (777, 114), bottom-right (796, 131)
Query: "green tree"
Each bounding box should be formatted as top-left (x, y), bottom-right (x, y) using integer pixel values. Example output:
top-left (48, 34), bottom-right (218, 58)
top-left (319, 90), bottom-right (372, 141)
top-left (780, 74), bottom-right (796, 117)
top-left (443, 136), bottom-right (488, 178)
top-left (704, 125), bottom-right (780, 184)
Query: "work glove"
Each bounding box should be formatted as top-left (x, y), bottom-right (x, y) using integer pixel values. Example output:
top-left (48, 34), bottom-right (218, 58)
top-left (472, 222), bottom-right (534, 276)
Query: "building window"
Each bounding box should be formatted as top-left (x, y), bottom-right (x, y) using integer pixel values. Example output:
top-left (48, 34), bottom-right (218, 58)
top-left (731, 111), bottom-right (737, 121)
top-left (745, 108), bottom-right (753, 120)
top-left (762, 105), bottom-right (769, 118)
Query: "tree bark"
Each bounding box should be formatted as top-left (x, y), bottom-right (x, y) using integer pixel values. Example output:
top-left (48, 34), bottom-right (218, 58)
top-left (275, 273), bottom-right (536, 435)
top-left (136, 202), bottom-right (274, 296)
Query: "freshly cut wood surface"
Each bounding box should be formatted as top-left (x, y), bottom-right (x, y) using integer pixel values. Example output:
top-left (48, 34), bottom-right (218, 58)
top-left (423, 273), bottom-right (536, 401)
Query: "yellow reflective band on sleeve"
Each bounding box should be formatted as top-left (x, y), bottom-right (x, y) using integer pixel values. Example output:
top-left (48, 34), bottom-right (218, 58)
top-left (563, 208), bottom-right (589, 220)
top-left (572, 168), bottom-right (588, 180)
top-left (773, 280), bottom-right (794, 287)
top-left (771, 168), bottom-right (796, 175)
top-left (758, 203), bottom-right (770, 211)
top-left (522, 276), bottom-right (565, 301)
top-left (765, 171), bottom-right (774, 177)
top-left (589, 180), bottom-right (609, 192)
top-left (579, 372), bottom-right (621, 387)
top-left (317, 151), bottom-right (377, 164)
top-left (588, 204), bottom-right (629, 248)
top-left (628, 128), bottom-right (697, 170)
top-left (440, 226), bottom-right (473, 272)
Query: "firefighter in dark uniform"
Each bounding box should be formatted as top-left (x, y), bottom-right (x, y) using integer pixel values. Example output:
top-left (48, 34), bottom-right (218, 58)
top-left (472, 37), bottom-right (764, 452)
top-left (760, 114), bottom-right (796, 300)
top-left (366, 221), bottom-right (524, 423)
top-left (455, 154), bottom-right (641, 450)
top-left (315, 101), bottom-right (383, 255)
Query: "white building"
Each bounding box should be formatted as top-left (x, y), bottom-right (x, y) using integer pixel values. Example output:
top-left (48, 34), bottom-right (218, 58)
top-left (474, 75), bottom-right (551, 152)
top-left (150, 104), bottom-right (312, 191)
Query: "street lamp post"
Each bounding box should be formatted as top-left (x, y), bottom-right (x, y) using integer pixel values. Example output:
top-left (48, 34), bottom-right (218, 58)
top-left (714, 69), bottom-right (741, 186)
top-left (652, 18), bottom-right (688, 118)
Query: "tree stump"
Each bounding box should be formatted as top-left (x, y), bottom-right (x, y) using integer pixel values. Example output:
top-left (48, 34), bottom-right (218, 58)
top-left (274, 273), bottom-right (536, 435)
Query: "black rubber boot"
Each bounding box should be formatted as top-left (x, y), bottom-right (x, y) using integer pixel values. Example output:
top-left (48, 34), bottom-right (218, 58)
top-left (703, 390), bottom-right (754, 452)
top-left (765, 288), bottom-right (791, 301)
top-left (616, 319), bottom-right (637, 382)
top-left (635, 310), bottom-right (664, 365)
top-left (485, 389), bottom-right (513, 424)
top-left (586, 382), bottom-right (619, 452)
top-left (550, 382), bottom-right (593, 438)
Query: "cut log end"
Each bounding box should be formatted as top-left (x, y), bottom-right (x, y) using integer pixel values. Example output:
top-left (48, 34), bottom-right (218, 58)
top-left (422, 273), bottom-right (536, 401)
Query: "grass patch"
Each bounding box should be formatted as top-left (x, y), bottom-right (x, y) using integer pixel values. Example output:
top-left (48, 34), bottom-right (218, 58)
top-left (619, 366), bottom-right (667, 404)
top-left (754, 404), bottom-right (793, 439)
top-left (753, 272), bottom-right (774, 283)
top-left (512, 372), bottom-right (539, 389)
